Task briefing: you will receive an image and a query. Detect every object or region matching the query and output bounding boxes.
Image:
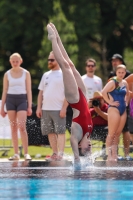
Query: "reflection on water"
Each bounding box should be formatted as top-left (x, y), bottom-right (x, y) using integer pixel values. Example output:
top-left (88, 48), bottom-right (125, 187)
top-left (0, 161), bottom-right (133, 180)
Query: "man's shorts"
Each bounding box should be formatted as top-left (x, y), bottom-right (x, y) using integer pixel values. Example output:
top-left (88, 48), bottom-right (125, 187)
top-left (123, 106), bottom-right (133, 133)
top-left (41, 110), bottom-right (66, 135)
top-left (6, 94), bottom-right (27, 112)
top-left (128, 115), bottom-right (133, 134)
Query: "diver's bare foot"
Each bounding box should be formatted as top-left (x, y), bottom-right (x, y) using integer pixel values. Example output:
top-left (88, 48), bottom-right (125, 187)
top-left (49, 23), bottom-right (59, 39)
top-left (47, 24), bottom-right (56, 40)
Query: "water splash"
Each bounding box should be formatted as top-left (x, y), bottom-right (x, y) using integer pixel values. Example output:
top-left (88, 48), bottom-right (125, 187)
top-left (91, 148), bottom-right (106, 162)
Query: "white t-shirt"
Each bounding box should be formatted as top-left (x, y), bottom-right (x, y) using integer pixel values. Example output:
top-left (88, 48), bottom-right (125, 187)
top-left (38, 69), bottom-right (65, 110)
top-left (82, 74), bottom-right (103, 101)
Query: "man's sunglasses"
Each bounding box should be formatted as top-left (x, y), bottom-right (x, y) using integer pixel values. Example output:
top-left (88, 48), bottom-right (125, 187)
top-left (86, 65), bottom-right (95, 68)
top-left (48, 59), bottom-right (55, 62)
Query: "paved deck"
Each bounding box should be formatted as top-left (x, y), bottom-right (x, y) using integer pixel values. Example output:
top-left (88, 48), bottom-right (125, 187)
top-left (0, 159), bottom-right (133, 168)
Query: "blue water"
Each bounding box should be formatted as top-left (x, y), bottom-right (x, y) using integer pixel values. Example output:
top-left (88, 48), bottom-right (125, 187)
top-left (0, 161), bottom-right (133, 200)
top-left (1, 179), bottom-right (133, 200)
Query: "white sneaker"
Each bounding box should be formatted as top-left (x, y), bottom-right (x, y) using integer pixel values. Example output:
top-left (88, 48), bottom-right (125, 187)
top-left (24, 154), bottom-right (32, 161)
top-left (125, 156), bottom-right (133, 161)
top-left (9, 154), bottom-right (20, 161)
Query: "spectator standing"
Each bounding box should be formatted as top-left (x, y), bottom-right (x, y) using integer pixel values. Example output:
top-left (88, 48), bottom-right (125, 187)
top-left (108, 54), bottom-right (132, 160)
top-left (108, 54), bottom-right (130, 79)
top-left (125, 74), bottom-right (133, 153)
top-left (36, 51), bottom-right (68, 161)
top-left (82, 58), bottom-right (103, 104)
top-left (102, 65), bottom-right (129, 161)
top-left (1, 53), bottom-right (32, 161)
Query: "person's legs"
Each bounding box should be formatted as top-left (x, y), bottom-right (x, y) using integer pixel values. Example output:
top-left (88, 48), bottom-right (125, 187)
top-left (106, 108), bottom-right (121, 160)
top-left (48, 133), bottom-right (58, 154)
top-left (41, 110), bottom-right (57, 156)
top-left (123, 131), bottom-right (130, 157)
top-left (113, 111), bottom-right (127, 160)
top-left (48, 133), bottom-right (65, 160)
top-left (50, 110), bottom-right (66, 157)
top-left (123, 106), bottom-right (132, 157)
top-left (7, 111), bottom-right (18, 155)
top-left (49, 23), bottom-right (86, 97)
top-left (130, 134), bottom-right (133, 153)
top-left (130, 134), bottom-right (133, 142)
top-left (47, 24), bottom-right (79, 104)
top-left (17, 111), bottom-right (29, 155)
top-left (57, 134), bottom-right (65, 156)
top-left (122, 110), bottom-right (130, 157)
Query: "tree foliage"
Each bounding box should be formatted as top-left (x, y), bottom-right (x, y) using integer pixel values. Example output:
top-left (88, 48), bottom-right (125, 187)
top-left (60, 0), bottom-right (133, 79)
top-left (38, 0), bottom-right (78, 73)
top-left (0, 0), bottom-right (53, 98)
top-left (0, 0), bottom-right (133, 99)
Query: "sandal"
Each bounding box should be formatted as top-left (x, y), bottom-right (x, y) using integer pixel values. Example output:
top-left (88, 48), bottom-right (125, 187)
top-left (9, 154), bottom-right (20, 161)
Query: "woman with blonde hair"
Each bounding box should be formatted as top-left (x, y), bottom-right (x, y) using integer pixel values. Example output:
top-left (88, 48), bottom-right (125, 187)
top-left (102, 65), bottom-right (129, 161)
top-left (1, 53), bottom-right (32, 160)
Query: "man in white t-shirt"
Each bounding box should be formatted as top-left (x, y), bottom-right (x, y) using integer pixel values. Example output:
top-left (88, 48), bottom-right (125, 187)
top-left (36, 51), bottom-right (68, 161)
top-left (82, 58), bottom-right (103, 105)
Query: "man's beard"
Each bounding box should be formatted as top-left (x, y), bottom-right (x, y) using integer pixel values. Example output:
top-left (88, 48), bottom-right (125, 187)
top-left (48, 64), bottom-right (55, 69)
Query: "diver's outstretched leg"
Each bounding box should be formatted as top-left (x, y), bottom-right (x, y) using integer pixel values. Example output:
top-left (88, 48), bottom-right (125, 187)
top-left (49, 23), bottom-right (86, 97)
top-left (47, 24), bottom-right (79, 104)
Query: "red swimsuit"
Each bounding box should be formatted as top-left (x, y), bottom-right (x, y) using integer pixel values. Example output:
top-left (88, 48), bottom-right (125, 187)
top-left (69, 88), bottom-right (93, 137)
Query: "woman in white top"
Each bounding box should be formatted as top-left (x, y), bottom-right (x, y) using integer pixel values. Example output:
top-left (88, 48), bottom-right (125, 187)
top-left (1, 53), bottom-right (32, 161)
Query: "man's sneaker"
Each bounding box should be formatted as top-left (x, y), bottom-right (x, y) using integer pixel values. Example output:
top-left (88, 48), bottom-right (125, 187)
top-left (125, 156), bottom-right (133, 161)
top-left (117, 155), bottom-right (124, 161)
top-left (9, 154), bottom-right (20, 161)
top-left (24, 154), bottom-right (32, 161)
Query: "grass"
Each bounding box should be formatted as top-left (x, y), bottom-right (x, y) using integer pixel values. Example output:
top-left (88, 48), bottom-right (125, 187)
top-left (0, 131), bottom-right (131, 160)
top-left (0, 130), bottom-right (72, 159)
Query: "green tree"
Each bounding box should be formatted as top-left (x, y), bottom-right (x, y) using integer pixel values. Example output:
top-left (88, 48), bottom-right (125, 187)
top-left (38, 0), bottom-right (78, 74)
top-left (0, 0), bottom-right (53, 99)
top-left (60, 0), bottom-right (133, 80)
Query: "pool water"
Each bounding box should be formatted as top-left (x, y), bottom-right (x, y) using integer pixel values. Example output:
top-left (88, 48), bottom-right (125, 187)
top-left (0, 161), bottom-right (133, 200)
top-left (1, 179), bottom-right (133, 200)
